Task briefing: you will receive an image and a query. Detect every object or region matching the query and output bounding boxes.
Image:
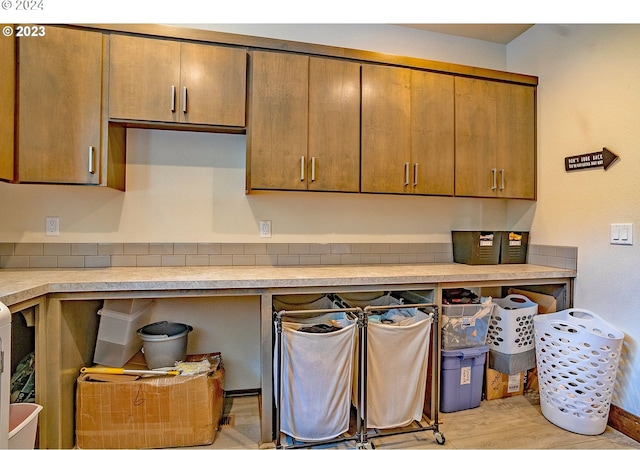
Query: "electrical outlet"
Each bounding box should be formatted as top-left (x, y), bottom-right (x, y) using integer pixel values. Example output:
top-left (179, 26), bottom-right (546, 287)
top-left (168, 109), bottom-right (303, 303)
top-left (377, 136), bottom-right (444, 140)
top-left (259, 220), bottom-right (272, 238)
top-left (45, 217), bottom-right (60, 236)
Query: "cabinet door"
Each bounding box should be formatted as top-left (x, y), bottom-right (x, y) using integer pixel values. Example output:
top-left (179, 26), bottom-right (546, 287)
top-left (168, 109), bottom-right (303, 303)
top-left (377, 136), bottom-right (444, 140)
top-left (248, 51), bottom-right (309, 190)
top-left (455, 77), bottom-right (535, 199)
top-left (0, 31), bottom-right (14, 181)
top-left (109, 34), bottom-right (181, 123)
top-left (411, 71), bottom-right (455, 196)
top-left (179, 42), bottom-right (246, 127)
top-left (361, 64), bottom-right (411, 194)
top-left (308, 57), bottom-right (360, 192)
top-left (454, 77), bottom-right (497, 197)
top-left (495, 82), bottom-right (535, 199)
top-left (18, 26), bottom-right (103, 184)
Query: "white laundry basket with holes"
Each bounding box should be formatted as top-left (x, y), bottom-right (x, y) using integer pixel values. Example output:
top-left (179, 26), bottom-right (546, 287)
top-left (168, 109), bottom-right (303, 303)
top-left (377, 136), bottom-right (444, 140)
top-left (487, 294), bottom-right (538, 354)
top-left (534, 308), bottom-right (624, 435)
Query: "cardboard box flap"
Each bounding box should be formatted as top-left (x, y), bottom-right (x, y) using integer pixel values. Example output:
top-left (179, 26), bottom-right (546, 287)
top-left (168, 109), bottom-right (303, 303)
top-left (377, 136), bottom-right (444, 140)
top-left (507, 288), bottom-right (557, 314)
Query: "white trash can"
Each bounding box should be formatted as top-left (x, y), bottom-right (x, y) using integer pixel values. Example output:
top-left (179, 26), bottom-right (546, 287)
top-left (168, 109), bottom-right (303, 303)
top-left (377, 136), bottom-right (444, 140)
top-left (8, 403), bottom-right (42, 449)
top-left (534, 309), bottom-right (624, 435)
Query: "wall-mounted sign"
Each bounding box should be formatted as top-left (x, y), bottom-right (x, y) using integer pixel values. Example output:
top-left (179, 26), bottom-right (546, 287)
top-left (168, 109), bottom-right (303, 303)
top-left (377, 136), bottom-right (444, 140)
top-left (565, 147), bottom-right (619, 172)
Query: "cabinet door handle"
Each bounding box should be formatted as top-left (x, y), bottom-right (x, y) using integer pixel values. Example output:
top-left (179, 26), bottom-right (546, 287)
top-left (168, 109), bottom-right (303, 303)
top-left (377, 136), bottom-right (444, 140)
top-left (404, 162), bottom-right (410, 186)
top-left (171, 85), bottom-right (176, 112)
top-left (311, 157), bottom-right (316, 182)
top-left (499, 169), bottom-right (505, 190)
top-left (413, 163), bottom-right (419, 187)
top-left (300, 156), bottom-right (305, 181)
top-left (88, 146), bottom-right (96, 174)
top-left (182, 87), bottom-right (188, 113)
top-left (491, 168), bottom-right (497, 190)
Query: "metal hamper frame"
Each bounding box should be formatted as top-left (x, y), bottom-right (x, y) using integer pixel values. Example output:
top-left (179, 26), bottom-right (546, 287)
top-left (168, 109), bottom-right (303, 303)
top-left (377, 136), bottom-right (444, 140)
top-left (273, 295), bottom-right (446, 449)
top-left (356, 302), bottom-right (444, 448)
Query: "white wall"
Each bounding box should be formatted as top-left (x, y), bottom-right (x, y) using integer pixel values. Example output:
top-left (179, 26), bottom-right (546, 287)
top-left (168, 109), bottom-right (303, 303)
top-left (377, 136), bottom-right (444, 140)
top-left (508, 24), bottom-right (640, 417)
top-left (0, 24), bottom-right (519, 244)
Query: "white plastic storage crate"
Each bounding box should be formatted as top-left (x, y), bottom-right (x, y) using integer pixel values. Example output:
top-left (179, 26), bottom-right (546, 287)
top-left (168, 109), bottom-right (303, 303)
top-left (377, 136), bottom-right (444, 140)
top-left (486, 294), bottom-right (538, 354)
top-left (93, 300), bottom-right (154, 367)
top-left (102, 298), bottom-right (154, 315)
top-left (441, 301), bottom-right (493, 350)
top-left (534, 308), bottom-right (624, 435)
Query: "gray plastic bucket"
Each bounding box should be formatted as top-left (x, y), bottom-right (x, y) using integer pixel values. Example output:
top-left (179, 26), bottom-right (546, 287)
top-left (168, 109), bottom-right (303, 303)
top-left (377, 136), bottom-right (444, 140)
top-left (137, 321), bottom-right (192, 369)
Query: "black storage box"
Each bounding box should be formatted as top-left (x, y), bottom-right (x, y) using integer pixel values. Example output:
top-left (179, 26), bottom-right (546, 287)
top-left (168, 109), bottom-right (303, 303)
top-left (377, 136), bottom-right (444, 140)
top-left (452, 231), bottom-right (529, 265)
top-left (499, 231), bottom-right (529, 264)
top-left (452, 231), bottom-right (501, 265)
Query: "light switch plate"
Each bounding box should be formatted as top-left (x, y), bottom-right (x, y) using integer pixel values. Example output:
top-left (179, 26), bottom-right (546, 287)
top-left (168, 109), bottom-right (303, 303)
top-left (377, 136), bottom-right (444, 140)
top-left (610, 223), bottom-right (633, 245)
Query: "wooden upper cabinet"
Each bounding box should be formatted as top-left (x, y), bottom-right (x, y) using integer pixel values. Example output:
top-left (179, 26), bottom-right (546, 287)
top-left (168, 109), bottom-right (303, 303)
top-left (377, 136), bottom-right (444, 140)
top-left (361, 64), bottom-right (454, 195)
top-left (411, 70), bottom-right (455, 196)
top-left (455, 77), bottom-right (535, 199)
top-left (249, 51), bottom-right (308, 191)
top-left (361, 64), bottom-right (411, 194)
top-left (495, 81), bottom-right (536, 199)
top-left (109, 35), bottom-right (180, 123)
top-left (248, 51), bottom-right (360, 192)
top-left (308, 57), bottom-right (360, 192)
top-left (180, 42), bottom-right (246, 127)
top-left (109, 34), bottom-right (246, 127)
top-left (17, 26), bottom-right (103, 184)
top-left (0, 30), bottom-right (15, 182)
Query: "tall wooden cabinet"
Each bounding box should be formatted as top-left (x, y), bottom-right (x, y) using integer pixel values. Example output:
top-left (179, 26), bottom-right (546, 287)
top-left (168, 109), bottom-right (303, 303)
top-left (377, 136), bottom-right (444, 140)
top-left (17, 26), bottom-right (105, 184)
top-left (361, 65), bottom-right (411, 194)
top-left (454, 77), bottom-right (536, 199)
top-left (0, 31), bottom-right (14, 182)
top-left (248, 51), bottom-right (360, 192)
top-left (361, 65), bottom-right (454, 195)
top-left (109, 34), bottom-right (246, 127)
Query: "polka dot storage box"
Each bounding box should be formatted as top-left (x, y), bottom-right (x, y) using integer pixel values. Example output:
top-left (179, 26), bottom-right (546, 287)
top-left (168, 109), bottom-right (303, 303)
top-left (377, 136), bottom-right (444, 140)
top-left (533, 308), bottom-right (624, 435)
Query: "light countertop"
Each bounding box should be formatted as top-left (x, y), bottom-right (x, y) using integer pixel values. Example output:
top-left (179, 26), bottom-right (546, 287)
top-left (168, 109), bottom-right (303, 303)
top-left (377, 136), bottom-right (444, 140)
top-left (0, 263), bottom-right (576, 308)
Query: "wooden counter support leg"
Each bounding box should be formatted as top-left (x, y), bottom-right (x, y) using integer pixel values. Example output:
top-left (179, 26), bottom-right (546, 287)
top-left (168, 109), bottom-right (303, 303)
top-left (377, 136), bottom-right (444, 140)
top-left (260, 292), bottom-right (274, 445)
top-left (43, 297), bottom-right (102, 449)
top-left (42, 296), bottom-right (63, 449)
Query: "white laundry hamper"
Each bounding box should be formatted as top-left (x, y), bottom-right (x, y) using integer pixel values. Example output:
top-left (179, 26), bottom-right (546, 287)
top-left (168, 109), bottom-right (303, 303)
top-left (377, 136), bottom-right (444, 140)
top-left (275, 312), bottom-right (357, 442)
top-left (533, 308), bottom-right (624, 435)
top-left (364, 310), bottom-right (433, 429)
top-left (337, 292), bottom-right (433, 429)
top-left (487, 294), bottom-right (537, 354)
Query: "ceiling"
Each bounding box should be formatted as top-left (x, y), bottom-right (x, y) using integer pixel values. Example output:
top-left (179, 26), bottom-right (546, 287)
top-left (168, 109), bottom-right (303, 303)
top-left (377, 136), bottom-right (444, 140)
top-left (398, 24), bottom-right (534, 44)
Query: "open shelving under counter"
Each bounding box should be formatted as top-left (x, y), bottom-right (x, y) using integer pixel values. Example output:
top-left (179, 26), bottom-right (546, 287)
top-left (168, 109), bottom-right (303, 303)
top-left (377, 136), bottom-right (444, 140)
top-left (0, 263), bottom-right (575, 449)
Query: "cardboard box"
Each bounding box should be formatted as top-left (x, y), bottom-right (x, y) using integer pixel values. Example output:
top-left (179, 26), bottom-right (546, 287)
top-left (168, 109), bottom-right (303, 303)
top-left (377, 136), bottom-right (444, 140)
top-left (76, 364), bottom-right (224, 449)
top-left (507, 288), bottom-right (557, 314)
top-left (485, 367), bottom-right (524, 400)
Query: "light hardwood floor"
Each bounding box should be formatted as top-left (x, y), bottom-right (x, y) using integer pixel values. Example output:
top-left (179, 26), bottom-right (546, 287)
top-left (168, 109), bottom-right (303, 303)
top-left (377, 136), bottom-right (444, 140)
top-left (209, 394), bottom-right (640, 449)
